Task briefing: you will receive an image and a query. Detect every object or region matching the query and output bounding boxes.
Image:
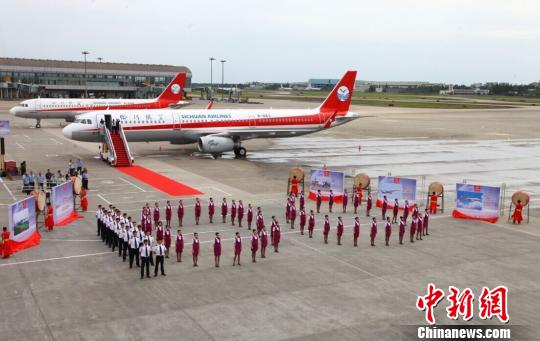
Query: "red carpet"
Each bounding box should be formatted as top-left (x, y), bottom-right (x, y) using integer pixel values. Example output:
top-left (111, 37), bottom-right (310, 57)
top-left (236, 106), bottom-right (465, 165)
top-left (117, 165), bottom-right (203, 196)
top-left (55, 211), bottom-right (84, 226)
top-left (10, 231), bottom-right (41, 254)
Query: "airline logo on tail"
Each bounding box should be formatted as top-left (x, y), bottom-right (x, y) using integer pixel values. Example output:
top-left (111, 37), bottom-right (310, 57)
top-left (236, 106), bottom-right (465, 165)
top-left (157, 72), bottom-right (187, 103)
top-left (171, 84), bottom-right (181, 94)
top-left (337, 86), bottom-right (350, 102)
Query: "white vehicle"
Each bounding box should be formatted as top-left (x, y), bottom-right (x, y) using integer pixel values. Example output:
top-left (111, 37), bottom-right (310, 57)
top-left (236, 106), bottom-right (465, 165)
top-left (62, 71), bottom-right (359, 159)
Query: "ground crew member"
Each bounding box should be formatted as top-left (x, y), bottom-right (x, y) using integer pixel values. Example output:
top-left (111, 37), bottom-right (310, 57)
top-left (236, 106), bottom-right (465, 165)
top-left (195, 198), bottom-right (202, 225)
top-left (139, 239), bottom-right (151, 279)
top-left (342, 189), bottom-right (348, 213)
top-left (290, 203), bottom-right (296, 229)
top-left (231, 199), bottom-right (237, 225)
top-left (353, 217), bottom-right (360, 247)
top-left (316, 190), bottom-right (322, 213)
top-left (221, 198), bottom-right (228, 223)
top-left (129, 230), bottom-right (141, 268)
top-left (429, 192), bottom-right (438, 214)
top-left (251, 229), bottom-right (259, 263)
top-left (233, 232), bottom-right (242, 266)
top-left (165, 201), bottom-right (172, 228)
top-left (192, 233), bottom-right (200, 267)
top-left (176, 229), bottom-right (184, 262)
top-left (392, 198), bottom-right (399, 223)
top-left (260, 227), bottom-right (268, 258)
top-left (247, 204), bottom-right (253, 229)
top-left (214, 232), bottom-right (221, 267)
top-left (512, 200), bottom-right (524, 224)
top-left (299, 208), bottom-right (306, 235)
top-left (154, 239), bottom-right (166, 277)
top-left (308, 210), bottom-right (315, 238)
top-left (385, 217), bottom-right (392, 246)
top-left (366, 191), bottom-right (372, 217)
top-left (370, 217), bottom-right (377, 246)
top-left (423, 209), bottom-right (430, 235)
top-left (208, 197), bottom-right (215, 224)
top-left (329, 190), bottom-right (334, 213)
top-left (323, 215), bottom-right (330, 244)
top-left (272, 217), bottom-right (281, 253)
top-left (398, 216), bottom-right (405, 245)
top-left (337, 216), bottom-right (344, 245)
top-left (238, 200), bottom-right (244, 227)
top-left (382, 195), bottom-right (388, 220)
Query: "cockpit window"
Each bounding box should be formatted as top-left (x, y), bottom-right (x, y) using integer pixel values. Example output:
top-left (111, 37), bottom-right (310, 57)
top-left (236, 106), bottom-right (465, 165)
top-left (87, 119), bottom-right (92, 124)
top-left (74, 119), bottom-right (82, 123)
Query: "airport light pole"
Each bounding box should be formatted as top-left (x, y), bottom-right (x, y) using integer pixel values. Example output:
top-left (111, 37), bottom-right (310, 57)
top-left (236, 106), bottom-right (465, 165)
top-left (220, 60), bottom-right (226, 101)
top-left (209, 57), bottom-right (215, 97)
top-left (97, 57), bottom-right (103, 63)
top-left (81, 51), bottom-right (90, 98)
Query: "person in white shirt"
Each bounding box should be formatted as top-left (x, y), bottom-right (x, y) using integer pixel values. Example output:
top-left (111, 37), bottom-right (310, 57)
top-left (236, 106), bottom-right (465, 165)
top-left (143, 231), bottom-right (155, 266)
top-left (129, 230), bottom-right (141, 268)
top-left (153, 239), bottom-right (167, 277)
top-left (139, 239), bottom-right (152, 279)
top-left (96, 205), bottom-right (102, 237)
top-left (122, 224), bottom-right (130, 262)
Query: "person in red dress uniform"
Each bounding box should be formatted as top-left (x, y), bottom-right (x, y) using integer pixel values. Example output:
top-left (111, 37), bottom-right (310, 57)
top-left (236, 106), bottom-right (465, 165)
top-left (285, 198), bottom-right (291, 224)
top-left (366, 191), bottom-right (372, 217)
top-left (370, 217), bottom-right (377, 246)
top-left (412, 204), bottom-right (419, 220)
top-left (175, 229), bottom-right (184, 262)
top-left (256, 207), bottom-right (265, 233)
top-left (342, 189), bottom-right (348, 213)
top-left (316, 190), bottom-right (322, 213)
top-left (336, 216), bottom-right (344, 245)
top-left (153, 202), bottom-right (160, 225)
top-left (429, 192), bottom-right (438, 214)
top-left (230, 200), bottom-right (237, 226)
top-left (308, 210), bottom-right (315, 238)
top-left (392, 198), bottom-right (399, 223)
top-left (251, 229), bottom-right (259, 263)
top-left (192, 232), bottom-right (200, 267)
top-left (290, 175), bottom-right (299, 197)
top-left (214, 232), bottom-right (221, 267)
top-left (271, 217), bottom-right (281, 253)
top-left (353, 217), bottom-right (360, 247)
top-left (384, 217), bottom-right (392, 246)
top-left (403, 200), bottom-right (410, 223)
top-left (289, 204), bottom-right (296, 229)
top-left (156, 221), bottom-right (164, 241)
top-left (194, 198), bottom-right (201, 225)
top-left (221, 198), bottom-right (228, 223)
top-left (399, 216), bottom-right (406, 245)
top-left (233, 232), bottom-right (242, 266)
top-left (416, 214), bottom-right (423, 241)
top-left (247, 204), bottom-right (253, 229)
top-left (323, 215), bottom-right (330, 244)
top-left (45, 203), bottom-right (54, 231)
top-left (328, 190), bottom-right (334, 213)
top-left (238, 200), bottom-right (244, 227)
top-left (208, 197), bottom-right (215, 223)
top-left (382, 195), bottom-right (388, 220)
top-left (410, 217), bottom-right (417, 243)
top-left (299, 208), bottom-right (307, 235)
top-left (80, 188), bottom-right (88, 211)
top-left (2, 227), bottom-right (13, 258)
top-left (423, 209), bottom-right (430, 235)
top-left (177, 200), bottom-right (184, 227)
top-left (164, 226), bottom-right (171, 258)
top-left (299, 192), bottom-right (305, 211)
top-left (165, 201), bottom-right (172, 228)
top-left (512, 200), bottom-right (524, 224)
top-left (353, 192), bottom-right (360, 214)
top-left (259, 227), bottom-right (268, 258)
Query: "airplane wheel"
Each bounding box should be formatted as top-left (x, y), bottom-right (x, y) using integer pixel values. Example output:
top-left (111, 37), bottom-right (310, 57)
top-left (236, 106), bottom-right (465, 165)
top-left (238, 147), bottom-right (247, 159)
top-left (35, 119), bottom-right (41, 128)
top-left (212, 154), bottom-right (221, 159)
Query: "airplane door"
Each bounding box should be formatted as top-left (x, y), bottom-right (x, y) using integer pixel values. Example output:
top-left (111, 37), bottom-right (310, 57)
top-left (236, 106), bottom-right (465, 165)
top-left (104, 114), bottom-right (112, 130)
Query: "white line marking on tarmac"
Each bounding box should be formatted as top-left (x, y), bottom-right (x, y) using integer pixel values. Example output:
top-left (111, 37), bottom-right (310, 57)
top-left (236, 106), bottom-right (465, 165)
top-left (119, 177), bottom-right (147, 192)
top-left (23, 134), bottom-right (31, 140)
top-left (15, 142), bottom-right (25, 150)
top-left (41, 239), bottom-right (101, 242)
top-left (212, 187), bottom-right (232, 196)
top-left (97, 194), bottom-right (112, 205)
top-left (0, 251), bottom-right (111, 267)
top-left (0, 177), bottom-right (17, 201)
top-left (50, 138), bottom-right (63, 145)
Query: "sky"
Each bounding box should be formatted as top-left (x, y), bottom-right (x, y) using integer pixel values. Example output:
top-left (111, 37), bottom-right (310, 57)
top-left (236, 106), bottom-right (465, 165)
top-left (1, 0), bottom-right (539, 84)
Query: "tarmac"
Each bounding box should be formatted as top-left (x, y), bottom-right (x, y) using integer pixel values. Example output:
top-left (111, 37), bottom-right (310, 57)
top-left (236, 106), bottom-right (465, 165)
top-left (0, 99), bottom-right (539, 340)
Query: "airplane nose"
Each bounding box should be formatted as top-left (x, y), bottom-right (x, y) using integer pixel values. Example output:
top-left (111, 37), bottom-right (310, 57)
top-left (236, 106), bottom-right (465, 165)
top-left (9, 107), bottom-right (17, 116)
top-left (62, 124), bottom-right (73, 139)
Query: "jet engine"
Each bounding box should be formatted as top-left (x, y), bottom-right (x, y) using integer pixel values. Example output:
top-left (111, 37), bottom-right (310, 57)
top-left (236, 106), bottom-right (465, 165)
top-left (197, 135), bottom-right (238, 154)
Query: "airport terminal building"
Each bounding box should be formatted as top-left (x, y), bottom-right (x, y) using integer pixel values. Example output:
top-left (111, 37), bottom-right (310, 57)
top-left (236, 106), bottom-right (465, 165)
top-left (0, 57), bottom-right (191, 99)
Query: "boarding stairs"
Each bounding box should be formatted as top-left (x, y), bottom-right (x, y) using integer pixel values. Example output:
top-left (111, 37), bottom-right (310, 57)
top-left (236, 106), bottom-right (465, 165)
top-left (101, 124), bottom-right (134, 167)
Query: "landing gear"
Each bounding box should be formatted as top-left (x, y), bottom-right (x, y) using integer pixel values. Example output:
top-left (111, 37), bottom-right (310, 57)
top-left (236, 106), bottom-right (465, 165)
top-left (35, 119), bottom-right (41, 128)
top-left (212, 154), bottom-right (222, 159)
top-left (234, 147), bottom-right (247, 159)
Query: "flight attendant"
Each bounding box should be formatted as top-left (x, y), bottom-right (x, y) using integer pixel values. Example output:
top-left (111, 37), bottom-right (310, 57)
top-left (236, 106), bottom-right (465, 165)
top-left (299, 192), bottom-right (305, 211)
top-left (195, 198), bottom-right (202, 225)
top-left (370, 217), bottom-right (377, 246)
top-left (392, 198), bottom-right (399, 224)
top-left (247, 204), bottom-right (254, 229)
top-left (412, 204), bottom-right (419, 220)
top-left (177, 200), bottom-right (184, 227)
top-left (398, 216), bottom-right (405, 245)
top-left (251, 229), bottom-right (259, 263)
top-left (328, 190), bottom-right (334, 213)
top-left (208, 197), bottom-right (215, 223)
top-left (416, 214), bottom-right (423, 241)
top-left (403, 200), bottom-right (410, 223)
top-left (285, 198), bottom-right (291, 224)
top-left (233, 232), bottom-right (242, 266)
top-left (272, 218), bottom-right (281, 253)
top-left (1, 227), bottom-right (12, 258)
top-left (323, 215), bottom-right (330, 244)
top-left (423, 209), bottom-right (430, 235)
top-left (342, 189), bottom-right (348, 213)
top-left (238, 200), bottom-right (244, 227)
top-left (175, 229), bottom-right (184, 262)
top-left (164, 226), bottom-right (172, 258)
top-left (165, 201), bottom-right (172, 228)
top-left (260, 227), bottom-right (268, 258)
top-left (316, 190), bottom-right (322, 213)
top-left (256, 207), bottom-right (265, 233)
top-left (214, 232), bottom-right (221, 267)
top-left (289, 203), bottom-right (297, 229)
top-left (308, 210), bottom-right (315, 238)
top-left (192, 232), bottom-right (200, 267)
top-left (231, 199), bottom-right (237, 226)
top-left (353, 217), bottom-right (360, 247)
top-left (221, 198), bottom-right (228, 223)
top-left (80, 188), bottom-right (88, 211)
top-left (429, 192), bottom-right (438, 214)
top-left (153, 202), bottom-right (160, 225)
top-left (45, 203), bottom-right (54, 231)
top-left (336, 216), bottom-right (344, 245)
top-left (353, 191), bottom-right (360, 214)
top-left (410, 216), bottom-right (417, 243)
top-left (382, 195), bottom-right (388, 220)
top-left (299, 208), bottom-right (307, 235)
top-left (366, 191), bottom-right (372, 217)
top-left (512, 200), bottom-right (523, 225)
top-left (290, 175), bottom-right (299, 197)
top-left (156, 221), bottom-right (164, 241)
top-left (385, 217), bottom-right (392, 246)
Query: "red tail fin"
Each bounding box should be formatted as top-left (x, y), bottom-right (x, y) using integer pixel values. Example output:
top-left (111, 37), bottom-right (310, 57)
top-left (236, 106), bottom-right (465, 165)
top-left (157, 73), bottom-right (186, 103)
top-left (318, 70), bottom-right (357, 114)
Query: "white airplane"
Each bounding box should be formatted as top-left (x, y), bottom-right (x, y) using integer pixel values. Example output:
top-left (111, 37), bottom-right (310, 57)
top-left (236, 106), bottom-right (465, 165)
top-left (62, 71), bottom-right (359, 159)
top-left (9, 73), bottom-right (187, 127)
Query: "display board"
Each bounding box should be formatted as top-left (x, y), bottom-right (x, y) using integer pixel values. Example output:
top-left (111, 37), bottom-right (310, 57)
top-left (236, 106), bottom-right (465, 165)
top-left (0, 120), bottom-right (10, 135)
top-left (453, 183), bottom-right (501, 223)
top-left (52, 180), bottom-right (75, 225)
top-left (308, 168), bottom-right (345, 202)
top-left (8, 196), bottom-right (40, 253)
top-left (376, 176), bottom-right (417, 208)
